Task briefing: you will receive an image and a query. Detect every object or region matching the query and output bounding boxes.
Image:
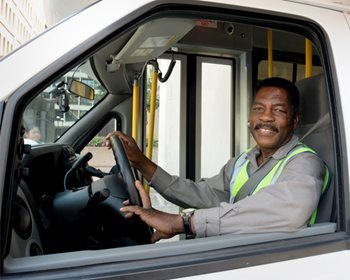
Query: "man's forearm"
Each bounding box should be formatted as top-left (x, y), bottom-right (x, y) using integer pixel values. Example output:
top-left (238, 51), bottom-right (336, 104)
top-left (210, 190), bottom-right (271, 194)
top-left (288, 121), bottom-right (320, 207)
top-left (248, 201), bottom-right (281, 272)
top-left (135, 155), bottom-right (157, 181)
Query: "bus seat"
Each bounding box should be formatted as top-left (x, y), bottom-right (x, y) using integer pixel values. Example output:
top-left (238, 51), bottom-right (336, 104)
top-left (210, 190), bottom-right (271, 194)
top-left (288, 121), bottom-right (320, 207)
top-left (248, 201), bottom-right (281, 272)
top-left (295, 74), bottom-right (335, 223)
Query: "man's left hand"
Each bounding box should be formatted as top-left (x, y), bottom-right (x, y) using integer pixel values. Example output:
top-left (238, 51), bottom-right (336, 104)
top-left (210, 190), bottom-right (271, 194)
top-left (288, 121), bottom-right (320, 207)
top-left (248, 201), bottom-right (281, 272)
top-left (120, 181), bottom-right (184, 243)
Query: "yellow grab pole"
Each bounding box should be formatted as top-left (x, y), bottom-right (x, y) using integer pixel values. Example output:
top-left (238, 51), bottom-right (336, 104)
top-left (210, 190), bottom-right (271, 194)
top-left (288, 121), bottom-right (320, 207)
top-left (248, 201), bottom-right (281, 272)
top-left (147, 70), bottom-right (158, 160)
top-left (145, 69), bottom-right (158, 193)
top-left (305, 39), bottom-right (313, 78)
top-left (267, 29), bottom-right (273, 78)
top-left (132, 79), bottom-right (139, 142)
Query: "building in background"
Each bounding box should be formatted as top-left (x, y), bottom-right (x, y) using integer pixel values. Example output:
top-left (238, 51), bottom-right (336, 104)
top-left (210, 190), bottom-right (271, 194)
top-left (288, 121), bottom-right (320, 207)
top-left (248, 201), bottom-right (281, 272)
top-left (0, 0), bottom-right (46, 58)
top-left (0, 0), bottom-right (97, 58)
top-left (1, 0), bottom-right (100, 141)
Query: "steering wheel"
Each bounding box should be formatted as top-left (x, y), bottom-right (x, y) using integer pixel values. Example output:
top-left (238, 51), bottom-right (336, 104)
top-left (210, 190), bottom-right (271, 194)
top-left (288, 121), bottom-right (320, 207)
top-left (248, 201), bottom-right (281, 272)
top-left (109, 135), bottom-right (141, 206)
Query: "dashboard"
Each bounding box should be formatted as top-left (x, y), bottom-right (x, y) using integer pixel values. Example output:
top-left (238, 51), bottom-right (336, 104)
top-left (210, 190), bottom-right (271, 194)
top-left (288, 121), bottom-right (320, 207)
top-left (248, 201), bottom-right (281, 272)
top-left (21, 144), bottom-right (88, 200)
top-left (10, 143), bottom-right (151, 257)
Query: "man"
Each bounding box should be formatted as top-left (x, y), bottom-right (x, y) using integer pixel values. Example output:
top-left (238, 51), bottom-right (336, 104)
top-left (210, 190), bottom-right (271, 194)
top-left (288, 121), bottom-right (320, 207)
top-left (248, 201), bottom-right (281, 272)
top-left (106, 77), bottom-right (328, 243)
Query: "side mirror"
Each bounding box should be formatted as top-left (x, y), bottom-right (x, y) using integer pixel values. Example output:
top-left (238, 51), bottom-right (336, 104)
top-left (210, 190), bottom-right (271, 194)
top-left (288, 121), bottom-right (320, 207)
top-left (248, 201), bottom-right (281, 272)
top-left (69, 79), bottom-right (95, 100)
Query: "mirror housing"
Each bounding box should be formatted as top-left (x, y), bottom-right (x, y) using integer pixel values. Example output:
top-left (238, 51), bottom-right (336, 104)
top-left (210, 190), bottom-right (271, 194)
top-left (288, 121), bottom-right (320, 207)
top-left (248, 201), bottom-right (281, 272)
top-left (58, 92), bottom-right (70, 113)
top-left (69, 79), bottom-right (95, 100)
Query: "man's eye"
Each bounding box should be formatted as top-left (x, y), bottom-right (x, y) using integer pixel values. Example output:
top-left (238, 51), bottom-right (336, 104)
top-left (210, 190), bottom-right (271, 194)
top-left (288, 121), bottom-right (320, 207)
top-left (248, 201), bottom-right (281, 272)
top-left (274, 108), bottom-right (286, 114)
top-left (253, 107), bottom-right (263, 112)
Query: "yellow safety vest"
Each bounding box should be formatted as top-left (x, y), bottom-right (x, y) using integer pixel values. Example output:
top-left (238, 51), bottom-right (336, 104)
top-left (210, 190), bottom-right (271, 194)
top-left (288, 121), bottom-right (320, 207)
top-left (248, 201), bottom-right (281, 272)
top-left (229, 143), bottom-right (330, 225)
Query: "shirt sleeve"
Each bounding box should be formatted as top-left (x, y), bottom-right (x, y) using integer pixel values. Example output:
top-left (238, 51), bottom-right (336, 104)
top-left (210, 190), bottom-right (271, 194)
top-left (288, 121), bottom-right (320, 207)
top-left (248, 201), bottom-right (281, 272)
top-left (149, 158), bottom-right (235, 209)
top-left (192, 153), bottom-right (325, 237)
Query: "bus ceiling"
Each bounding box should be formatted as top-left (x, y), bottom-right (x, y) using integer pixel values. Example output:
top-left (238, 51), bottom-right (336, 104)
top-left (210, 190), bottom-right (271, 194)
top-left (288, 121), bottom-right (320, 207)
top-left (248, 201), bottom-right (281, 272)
top-left (92, 14), bottom-right (321, 97)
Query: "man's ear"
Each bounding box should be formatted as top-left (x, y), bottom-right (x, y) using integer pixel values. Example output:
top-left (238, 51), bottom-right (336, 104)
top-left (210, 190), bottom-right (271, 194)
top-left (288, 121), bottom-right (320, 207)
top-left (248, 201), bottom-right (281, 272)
top-left (293, 112), bottom-right (300, 129)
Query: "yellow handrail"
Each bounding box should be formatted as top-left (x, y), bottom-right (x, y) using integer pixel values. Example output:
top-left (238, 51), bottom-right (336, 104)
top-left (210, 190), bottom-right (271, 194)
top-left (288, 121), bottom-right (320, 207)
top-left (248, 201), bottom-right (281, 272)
top-left (267, 29), bottom-right (273, 78)
top-left (132, 79), bottom-right (139, 142)
top-left (305, 39), bottom-right (313, 78)
top-left (147, 70), bottom-right (158, 160)
top-left (145, 68), bottom-right (158, 193)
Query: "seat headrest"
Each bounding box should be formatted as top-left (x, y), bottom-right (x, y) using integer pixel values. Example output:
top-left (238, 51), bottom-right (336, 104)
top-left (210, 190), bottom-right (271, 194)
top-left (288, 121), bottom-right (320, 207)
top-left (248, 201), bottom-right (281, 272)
top-left (296, 74), bottom-right (328, 125)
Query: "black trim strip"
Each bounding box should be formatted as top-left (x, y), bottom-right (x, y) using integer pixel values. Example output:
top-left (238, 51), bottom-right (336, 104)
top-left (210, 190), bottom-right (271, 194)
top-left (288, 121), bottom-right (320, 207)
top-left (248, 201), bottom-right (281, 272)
top-left (186, 55), bottom-right (197, 180)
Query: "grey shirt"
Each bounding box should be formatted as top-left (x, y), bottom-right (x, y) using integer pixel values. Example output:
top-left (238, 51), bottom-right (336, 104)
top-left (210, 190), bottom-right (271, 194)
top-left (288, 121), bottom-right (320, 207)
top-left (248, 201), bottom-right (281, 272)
top-left (150, 136), bottom-right (325, 237)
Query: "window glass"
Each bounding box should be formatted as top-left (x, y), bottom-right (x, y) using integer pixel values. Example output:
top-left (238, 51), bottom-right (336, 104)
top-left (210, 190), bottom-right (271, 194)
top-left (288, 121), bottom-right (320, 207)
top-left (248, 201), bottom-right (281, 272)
top-left (81, 118), bottom-right (118, 177)
top-left (199, 60), bottom-right (233, 179)
top-left (258, 60), bottom-right (293, 81)
top-left (296, 64), bottom-right (323, 81)
top-left (23, 60), bottom-right (108, 145)
top-left (258, 60), bottom-right (323, 82)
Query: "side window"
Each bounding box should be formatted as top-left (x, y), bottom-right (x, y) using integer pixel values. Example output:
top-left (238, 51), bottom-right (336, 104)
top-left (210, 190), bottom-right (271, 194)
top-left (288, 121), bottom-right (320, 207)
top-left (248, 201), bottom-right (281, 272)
top-left (22, 60), bottom-right (108, 145)
top-left (258, 60), bottom-right (323, 82)
top-left (258, 60), bottom-right (294, 81)
top-left (295, 64), bottom-right (323, 81)
top-left (81, 118), bottom-right (119, 176)
top-left (196, 58), bottom-right (234, 180)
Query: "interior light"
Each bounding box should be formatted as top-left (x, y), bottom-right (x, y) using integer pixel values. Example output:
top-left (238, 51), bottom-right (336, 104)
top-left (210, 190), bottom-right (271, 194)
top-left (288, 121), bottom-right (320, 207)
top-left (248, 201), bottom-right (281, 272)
top-left (107, 18), bottom-right (195, 72)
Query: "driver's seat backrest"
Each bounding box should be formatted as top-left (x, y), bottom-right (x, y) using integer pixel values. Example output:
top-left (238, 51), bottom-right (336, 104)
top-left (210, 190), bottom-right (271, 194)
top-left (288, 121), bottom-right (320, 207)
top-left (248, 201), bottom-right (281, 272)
top-left (295, 74), bottom-right (335, 223)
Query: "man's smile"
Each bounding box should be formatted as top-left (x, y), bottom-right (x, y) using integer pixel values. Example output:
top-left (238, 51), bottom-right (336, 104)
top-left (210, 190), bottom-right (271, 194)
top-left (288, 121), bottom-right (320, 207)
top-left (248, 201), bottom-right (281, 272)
top-left (254, 123), bottom-right (279, 135)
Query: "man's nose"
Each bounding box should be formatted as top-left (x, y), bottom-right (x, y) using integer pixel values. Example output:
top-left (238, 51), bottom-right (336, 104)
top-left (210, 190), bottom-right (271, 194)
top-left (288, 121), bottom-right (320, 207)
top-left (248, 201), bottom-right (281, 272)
top-left (259, 108), bottom-right (275, 122)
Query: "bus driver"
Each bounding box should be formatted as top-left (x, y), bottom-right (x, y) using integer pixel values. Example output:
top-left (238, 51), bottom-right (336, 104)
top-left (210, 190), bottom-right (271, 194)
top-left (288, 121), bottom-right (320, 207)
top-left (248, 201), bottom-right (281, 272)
top-left (106, 77), bottom-right (329, 243)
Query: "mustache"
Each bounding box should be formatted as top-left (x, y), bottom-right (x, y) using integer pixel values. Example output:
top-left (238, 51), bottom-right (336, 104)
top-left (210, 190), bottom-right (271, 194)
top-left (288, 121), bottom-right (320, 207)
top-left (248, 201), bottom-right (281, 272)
top-left (254, 123), bottom-right (279, 133)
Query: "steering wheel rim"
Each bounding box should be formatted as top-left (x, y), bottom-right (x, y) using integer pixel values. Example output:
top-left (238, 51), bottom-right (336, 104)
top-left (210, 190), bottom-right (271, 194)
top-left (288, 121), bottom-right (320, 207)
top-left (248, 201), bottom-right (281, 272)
top-left (110, 135), bottom-right (141, 206)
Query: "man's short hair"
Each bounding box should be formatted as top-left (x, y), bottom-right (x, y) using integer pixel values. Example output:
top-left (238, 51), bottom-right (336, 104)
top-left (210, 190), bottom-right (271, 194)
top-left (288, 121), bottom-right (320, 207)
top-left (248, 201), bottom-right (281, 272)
top-left (254, 77), bottom-right (300, 118)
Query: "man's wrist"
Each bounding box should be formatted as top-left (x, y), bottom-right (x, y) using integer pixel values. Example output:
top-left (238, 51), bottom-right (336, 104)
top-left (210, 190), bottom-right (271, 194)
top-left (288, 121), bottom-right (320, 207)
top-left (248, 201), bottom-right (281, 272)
top-left (180, 208), bottom-right (196, 239)
top-left (138, 156), bottom-right (157, 181)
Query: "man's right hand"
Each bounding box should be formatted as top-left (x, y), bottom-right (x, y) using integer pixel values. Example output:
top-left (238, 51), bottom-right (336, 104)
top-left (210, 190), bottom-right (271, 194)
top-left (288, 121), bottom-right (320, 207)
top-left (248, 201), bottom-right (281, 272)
top-left (105, 131), bottom-right (157, 181)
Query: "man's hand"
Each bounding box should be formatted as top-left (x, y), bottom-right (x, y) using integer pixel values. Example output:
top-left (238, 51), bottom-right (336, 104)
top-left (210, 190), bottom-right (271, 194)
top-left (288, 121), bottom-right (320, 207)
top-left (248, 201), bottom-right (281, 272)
top-left (120, 181), bottom-right (184, 243)
top-left (105, 131), bottom-right (157, 181)
top-left (105, 131), bottom-right (144, 167)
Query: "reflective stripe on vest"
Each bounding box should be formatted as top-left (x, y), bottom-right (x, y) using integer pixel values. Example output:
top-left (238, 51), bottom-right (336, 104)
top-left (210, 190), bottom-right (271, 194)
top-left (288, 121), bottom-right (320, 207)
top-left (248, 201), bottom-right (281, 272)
top-left (229, 143), bottom-right (330, 225)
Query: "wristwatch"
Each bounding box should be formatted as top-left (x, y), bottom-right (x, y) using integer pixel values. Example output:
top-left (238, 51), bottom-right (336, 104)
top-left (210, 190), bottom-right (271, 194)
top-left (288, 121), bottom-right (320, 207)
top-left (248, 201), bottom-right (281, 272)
top-left (180, 208), bottom-right (196, 239)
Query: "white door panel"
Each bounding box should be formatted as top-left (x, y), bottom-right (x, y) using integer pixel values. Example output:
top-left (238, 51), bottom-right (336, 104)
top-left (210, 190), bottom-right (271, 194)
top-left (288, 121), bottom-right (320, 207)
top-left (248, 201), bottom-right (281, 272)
top-left (179, 250), bottom-right (350, 279)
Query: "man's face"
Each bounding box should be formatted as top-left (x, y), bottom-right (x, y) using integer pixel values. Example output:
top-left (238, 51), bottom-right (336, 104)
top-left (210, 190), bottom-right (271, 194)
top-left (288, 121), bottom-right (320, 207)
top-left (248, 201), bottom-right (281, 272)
top-left (249, 86), bottom-right (298, 152)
